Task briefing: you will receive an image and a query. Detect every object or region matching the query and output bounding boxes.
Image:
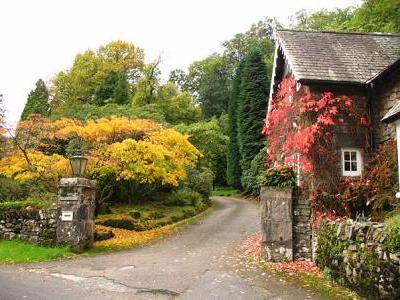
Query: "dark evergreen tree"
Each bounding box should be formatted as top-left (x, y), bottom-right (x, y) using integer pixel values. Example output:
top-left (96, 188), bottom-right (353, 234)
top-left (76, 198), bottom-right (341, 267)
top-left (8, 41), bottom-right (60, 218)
top-left (226, 62), bottom-right (243, 188)
top-left (20, 79), bottom-right (50, 120)
top-left (237, 48), bottom-right (269, 180)
top-left (94, 70), bottom-right (119, 105)
top-left (113, 70), bottom-right (130, 104)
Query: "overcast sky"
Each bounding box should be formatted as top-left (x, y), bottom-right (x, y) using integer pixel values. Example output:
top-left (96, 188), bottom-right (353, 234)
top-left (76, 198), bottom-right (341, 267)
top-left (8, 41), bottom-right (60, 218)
top-left (0, 0), bottom-right (361, 126)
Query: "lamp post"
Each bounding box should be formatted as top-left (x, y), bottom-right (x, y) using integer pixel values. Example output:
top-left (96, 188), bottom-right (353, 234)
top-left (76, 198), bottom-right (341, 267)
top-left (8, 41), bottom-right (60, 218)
top-left (69, 148), bottom-right (88, 178)
top-left (58, 148), bottom-right (95, 252)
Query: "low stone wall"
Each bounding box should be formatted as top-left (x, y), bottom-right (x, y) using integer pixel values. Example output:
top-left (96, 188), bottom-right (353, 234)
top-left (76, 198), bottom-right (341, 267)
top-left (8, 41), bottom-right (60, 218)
top-left (0, 208), bottom-right (57, 246)
top-left (315, 220), bottom-right (400, 299)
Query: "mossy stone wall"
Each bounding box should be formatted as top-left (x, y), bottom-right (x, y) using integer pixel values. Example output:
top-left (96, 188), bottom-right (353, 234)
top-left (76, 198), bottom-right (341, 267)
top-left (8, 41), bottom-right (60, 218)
top-left (315, 220), bottom-right (400, 299)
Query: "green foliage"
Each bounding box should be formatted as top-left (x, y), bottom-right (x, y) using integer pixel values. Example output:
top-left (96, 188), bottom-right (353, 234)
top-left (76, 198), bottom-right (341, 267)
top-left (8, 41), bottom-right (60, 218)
top-left (222, 19), bottom-right (274, 65)
top-left (0, 177), bottom-right (27, 202)
top-left (0, 177), bottom-right (56, 203)
top-left (346, 0), bottom-right (400, 33)
top-left (166, 189), bottom-right (206, 209)
top-left (0, 199), bottom-right (53, 213)
top-left (175, 119), bottom-right (228, 185)
top-left (258, 166), bottom-right (296, 188)
top-left (193, 55), bottom-right (231, 118)
top-left (51, 50), bottom-right (106, 108)
top-left (21, 79), bottom-right (50, 120)
top-left (292, 0), bottom-right (400, 33)
top-left (148, 211), bottom-right (165, 219)
top-left (51, 41), bottom-right (144, 109)
top-left (227, 62), bottom-right (243, 188)
top-left (185, 167), bottom-right (215, 198)
top-left (155, 82), bottom-right (202, 125)
top-left (94, 70), bottom-right (119, 105)
top-left (129, 210), bottom-right (141, 219)
top-left (237, 48), bottom-right (269, 176)
top-left (316, 223), bottom-right (348, 281)
top-left (131, 61), bottom-right (161, 106)
top-left (94, 227), bottom-right (115, 241)
top-left (113, 70), bottom-right (130, 104)
top-left (241, 147), bottom-right (268, 195)
top-left (0, 240), bottom-right (73, 263)
top-left (385, 214), bottom-right (400, 252)
top-left (293, 8), bottom-right (355, 31)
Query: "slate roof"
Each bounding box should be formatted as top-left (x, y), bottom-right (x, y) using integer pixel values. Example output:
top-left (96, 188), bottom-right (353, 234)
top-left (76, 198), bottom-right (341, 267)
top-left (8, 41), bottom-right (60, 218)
top-left (276, 29), bottom-right (400, 84)
top-left (382, 100), bottom-right (400, 123)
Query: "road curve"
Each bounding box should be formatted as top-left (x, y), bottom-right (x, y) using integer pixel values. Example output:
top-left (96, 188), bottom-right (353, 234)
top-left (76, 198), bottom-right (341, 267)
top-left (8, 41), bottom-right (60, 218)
top-left (0, 197), bottom-right (321, 300)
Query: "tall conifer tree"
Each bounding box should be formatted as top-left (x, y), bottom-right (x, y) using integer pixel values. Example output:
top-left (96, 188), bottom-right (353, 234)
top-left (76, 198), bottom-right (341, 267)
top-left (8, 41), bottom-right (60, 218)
top-left (237, 48), bottom-right (268, 177)
top-left (226, 62), bottom-right (243, 188)
top-left (21, 79), bottom-right (50, 120)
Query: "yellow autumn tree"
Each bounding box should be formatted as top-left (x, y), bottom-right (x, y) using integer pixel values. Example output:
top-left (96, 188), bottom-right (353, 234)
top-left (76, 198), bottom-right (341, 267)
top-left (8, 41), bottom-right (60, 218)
top-left (0, 116), bottom-right (201, 194)
top-left (0, 150), bottom-right (69, 185)
top-left (96, 128), bottom-right (201, 186)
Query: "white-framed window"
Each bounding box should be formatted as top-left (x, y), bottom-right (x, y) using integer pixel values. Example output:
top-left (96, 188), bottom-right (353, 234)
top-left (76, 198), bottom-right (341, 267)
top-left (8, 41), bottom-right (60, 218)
top-left (341, 148), bottom-right (363, 177)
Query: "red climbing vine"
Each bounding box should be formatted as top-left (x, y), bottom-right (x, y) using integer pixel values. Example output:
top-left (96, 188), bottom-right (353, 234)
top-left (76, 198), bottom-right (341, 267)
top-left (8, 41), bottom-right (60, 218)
top-left (263, 75), bottom-right (369, 214)
top-left (264, 75), bottom-right (367, 177)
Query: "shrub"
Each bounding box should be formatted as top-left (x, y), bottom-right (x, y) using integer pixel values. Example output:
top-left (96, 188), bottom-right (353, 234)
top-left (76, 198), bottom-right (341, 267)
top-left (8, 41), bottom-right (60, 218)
top-left (129, 211), bottom-right (141, 219)
top-left (185, 167), bottom-right (214, 198)
top-left (386, 214), bottom-right (400, 252)
top-left (0, 177), bottom-right (26, 202)
top-left (316, 223), bottom-right (348, 281)
top-left (148, 211), bottom-right (165, 219)
top-left (165, 189), bottom-right (206, 208)
top-left (241, 147), bottom-right (268, 195)
top-left (94, 227), bottom-right (115, 241)
top-left (258, 166), bottom-right (296, 188)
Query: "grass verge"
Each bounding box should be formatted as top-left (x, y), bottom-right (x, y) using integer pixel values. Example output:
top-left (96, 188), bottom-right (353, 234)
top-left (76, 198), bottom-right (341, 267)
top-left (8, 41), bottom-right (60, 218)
top-left (211, 186), bottom-right (242, 197)
top-left (0, 240), bottom-right (74, 264)
top-left (259, 261), bottom-right (360, 300)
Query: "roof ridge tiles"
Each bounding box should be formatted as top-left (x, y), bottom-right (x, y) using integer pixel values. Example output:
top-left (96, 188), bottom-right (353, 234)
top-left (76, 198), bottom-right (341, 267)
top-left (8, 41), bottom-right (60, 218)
top-left (276, 28), bottom-right (400, 37)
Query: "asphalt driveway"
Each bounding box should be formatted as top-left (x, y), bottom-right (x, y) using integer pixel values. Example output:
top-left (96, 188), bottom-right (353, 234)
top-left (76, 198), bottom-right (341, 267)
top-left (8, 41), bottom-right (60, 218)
top-left (0, 197), bottom-right (320, 300)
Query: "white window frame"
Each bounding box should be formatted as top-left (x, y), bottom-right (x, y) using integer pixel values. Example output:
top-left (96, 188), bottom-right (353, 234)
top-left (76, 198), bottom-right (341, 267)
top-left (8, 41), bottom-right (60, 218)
top-left (341, 148), bottom-right (363, 177)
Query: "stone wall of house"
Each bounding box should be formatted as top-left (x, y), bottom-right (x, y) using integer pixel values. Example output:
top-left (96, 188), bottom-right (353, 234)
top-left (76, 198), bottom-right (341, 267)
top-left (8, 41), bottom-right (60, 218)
top-left (372, 69), bottom-right (400, 145)
top-left (314, 220), bottom-right (400, 299)
top-left (0, 208), bottom-right (57, 246)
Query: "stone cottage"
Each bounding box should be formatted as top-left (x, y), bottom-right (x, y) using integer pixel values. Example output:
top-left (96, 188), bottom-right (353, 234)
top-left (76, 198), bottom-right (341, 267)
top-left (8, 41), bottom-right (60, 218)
top-left (262, 29), bottom-right (400, 261)
top-left (268, 29), bottom-right (400, 195)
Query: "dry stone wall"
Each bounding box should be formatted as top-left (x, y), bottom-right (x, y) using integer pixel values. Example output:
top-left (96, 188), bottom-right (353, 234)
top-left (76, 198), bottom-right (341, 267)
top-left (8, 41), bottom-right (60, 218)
top-left (0, 208), bottom-right (57, 246)
top-left (315, 220), bottom-right (400, 299)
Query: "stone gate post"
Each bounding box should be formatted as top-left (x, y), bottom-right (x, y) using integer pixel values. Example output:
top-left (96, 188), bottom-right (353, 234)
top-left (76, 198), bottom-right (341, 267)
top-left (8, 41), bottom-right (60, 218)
top-left (260, 186), bottom-right (293, 261)
top-left (57, 178), bottom-right (96, 252)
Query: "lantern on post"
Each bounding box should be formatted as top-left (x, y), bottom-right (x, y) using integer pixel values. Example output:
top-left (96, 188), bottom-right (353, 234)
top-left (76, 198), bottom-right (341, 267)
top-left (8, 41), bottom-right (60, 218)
top-left (69, 148), bottom-right (88, 178)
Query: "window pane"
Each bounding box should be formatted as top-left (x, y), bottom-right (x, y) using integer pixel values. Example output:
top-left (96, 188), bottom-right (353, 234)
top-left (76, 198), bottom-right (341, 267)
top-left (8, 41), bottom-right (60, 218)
top-left (344, 152), bottom-right (350, 161)
top-left (351, 151), bottom-right (357, 161)
top-left (351, 162), bottom-right (357, 171)
top-left (345, 162), bottom-right (351, 171)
